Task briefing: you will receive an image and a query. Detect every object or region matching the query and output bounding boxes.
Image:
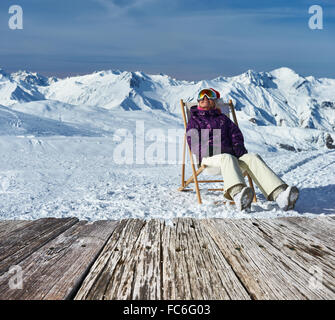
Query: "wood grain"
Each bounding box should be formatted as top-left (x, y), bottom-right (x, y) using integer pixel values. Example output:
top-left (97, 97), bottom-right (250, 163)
top-left (1, 216), bottom-right (335, 300)
top-left (0, 220), bottom-right (119, 300)
top-left (0, 220), bottom-right (31, 238)
top-left (161, 218), bottom-right (251, 300)
top-left (76, 218), bottom-right (251, 300)
top-left (74, 219), bottom-right (152, 299)
top-left (271, 216), bottom-right (335, 247)
top-left (0, 218), bottom-right (78, 276)
top-left (247, 218), bottom-right (335, 293)
top-left (202, 218), bottom-right (335, 299)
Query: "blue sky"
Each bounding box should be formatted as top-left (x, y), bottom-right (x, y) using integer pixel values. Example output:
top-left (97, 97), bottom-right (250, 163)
top-left (0, 0), bottom-right (334, 80)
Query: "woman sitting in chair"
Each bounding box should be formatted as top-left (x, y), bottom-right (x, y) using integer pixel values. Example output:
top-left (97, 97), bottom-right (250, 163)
top-left (186, 88), bottom-right (299, 211)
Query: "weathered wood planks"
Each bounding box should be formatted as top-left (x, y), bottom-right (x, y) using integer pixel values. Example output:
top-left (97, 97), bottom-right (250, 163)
top-left (247, 217), bottom-right (335, 293)
top-left (0, 216), bottom-right (335, 300)
top-left (161, 218), bottom-right (251, 300)
top-left (74, 219), bottom-right (161, 300)
top-left (202, 218), bottom-right (335, 299)
top-left (0, 220), bottom-right (119, 300)
top-left (0, 218), bottom-right (78, 276)
top-left (271, 216), bottom-right (335, 248)
top-left (75, 218), bottom-right (252, 300)
top-left (0, 221), bottom-right (31, 238)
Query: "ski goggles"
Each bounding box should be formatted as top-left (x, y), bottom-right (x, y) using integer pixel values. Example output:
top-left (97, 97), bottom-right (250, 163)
top-left (197, 89), bottom-right (218, 101)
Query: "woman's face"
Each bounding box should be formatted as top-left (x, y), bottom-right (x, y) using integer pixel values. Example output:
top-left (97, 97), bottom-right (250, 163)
top-left (198, 96), bottom-right (216, 110)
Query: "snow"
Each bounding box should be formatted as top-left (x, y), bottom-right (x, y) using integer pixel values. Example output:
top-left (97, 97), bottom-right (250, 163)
top-left (0, 66), bottom-right (334, 221)
top-left (0, 134), bottom-right (334, 222)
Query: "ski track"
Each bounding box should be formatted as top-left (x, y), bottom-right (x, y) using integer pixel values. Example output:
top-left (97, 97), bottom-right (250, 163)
top-left (0, 136), bottom-right (334, 221)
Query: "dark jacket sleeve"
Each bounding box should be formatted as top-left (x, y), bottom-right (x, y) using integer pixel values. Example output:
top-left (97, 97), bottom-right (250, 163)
top-left (228, 117), bottom-right (248, 158)
top-left (186, 117), bottom-right (201, 162)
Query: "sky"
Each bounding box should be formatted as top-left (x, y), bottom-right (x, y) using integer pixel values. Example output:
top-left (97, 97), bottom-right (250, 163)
top-left (0, 0), bottom-right (334, 80)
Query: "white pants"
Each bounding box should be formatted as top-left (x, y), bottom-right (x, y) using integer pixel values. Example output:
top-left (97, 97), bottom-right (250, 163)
top-left (201, 153), bottom-right (287, 201)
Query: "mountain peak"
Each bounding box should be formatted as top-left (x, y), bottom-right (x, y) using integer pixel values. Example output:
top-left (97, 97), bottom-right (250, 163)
top-left (93, 69), bottom-right (123, 77)
top-left (269, 67), bottom-right (299, 78)
top-left (236, 69), bottom-right (270, 87)
top-left (0, 67), bottom-right (10, 79)
top-left (10, 69), bottom-right (49, 86)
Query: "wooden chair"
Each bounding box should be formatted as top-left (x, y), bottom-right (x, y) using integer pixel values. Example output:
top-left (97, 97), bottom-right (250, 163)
top-left (178, 98), bottom-right (257, 205)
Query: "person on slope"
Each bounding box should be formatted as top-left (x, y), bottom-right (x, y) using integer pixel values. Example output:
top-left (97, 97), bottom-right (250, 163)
top-left (186, 88), bottom-right (299, 211)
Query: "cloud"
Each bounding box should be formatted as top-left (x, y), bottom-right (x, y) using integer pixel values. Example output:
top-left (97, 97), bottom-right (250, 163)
top-left (93, 0), bottom-right (155, 17)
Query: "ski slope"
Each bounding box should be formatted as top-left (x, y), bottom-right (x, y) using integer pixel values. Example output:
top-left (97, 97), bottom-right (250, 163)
top-left (0, 134), bottom-right (334, 222)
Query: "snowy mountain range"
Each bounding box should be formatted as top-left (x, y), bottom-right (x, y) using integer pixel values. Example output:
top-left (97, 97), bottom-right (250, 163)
top-left (1, 66), bottom-right (335, 220)
top-left (0, 66), bottom-right (334, 151)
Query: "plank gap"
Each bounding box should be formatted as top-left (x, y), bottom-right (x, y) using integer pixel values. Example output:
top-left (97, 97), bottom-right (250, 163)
top-left (66, 221), bottom-right (122, 300)
top-left (200, 218), bottom-right (255, 300)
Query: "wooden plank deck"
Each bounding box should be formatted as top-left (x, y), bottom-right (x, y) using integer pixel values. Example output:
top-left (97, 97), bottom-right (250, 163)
top-left (0, 216), bottom-right (335, 300)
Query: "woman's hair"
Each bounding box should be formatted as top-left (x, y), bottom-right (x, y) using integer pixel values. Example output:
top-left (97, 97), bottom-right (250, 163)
top-left (214, 99), bottom-right (222, 113)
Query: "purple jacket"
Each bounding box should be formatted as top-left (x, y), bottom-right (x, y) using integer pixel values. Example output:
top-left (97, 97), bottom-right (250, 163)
top-left (186, 106), bottom-right (248, 164)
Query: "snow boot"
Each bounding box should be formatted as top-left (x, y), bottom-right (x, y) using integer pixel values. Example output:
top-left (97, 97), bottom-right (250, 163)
top-left (233, 186), bottom-right (254, 211)
top-left (275, 186), bottom-right (299, 211)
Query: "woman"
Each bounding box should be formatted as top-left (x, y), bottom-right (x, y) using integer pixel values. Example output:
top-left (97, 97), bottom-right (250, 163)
top-left (186, 88), bottom-right (299, 211)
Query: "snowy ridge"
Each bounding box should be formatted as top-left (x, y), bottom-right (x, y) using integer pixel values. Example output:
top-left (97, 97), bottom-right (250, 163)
top-left (0, 66), bottom-right (334, 130)
top-left (0, 66), bottom-right (334, 152)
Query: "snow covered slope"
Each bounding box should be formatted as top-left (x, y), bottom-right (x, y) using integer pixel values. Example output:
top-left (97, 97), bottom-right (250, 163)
top-left (9, 99), bottom-right (181, 135)
top-left (0, 104), bottom-right (101, 137)
top-left (0, 66), bottom-right (334, 220)
top-left (0, 135), bottom-right (334, 221)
